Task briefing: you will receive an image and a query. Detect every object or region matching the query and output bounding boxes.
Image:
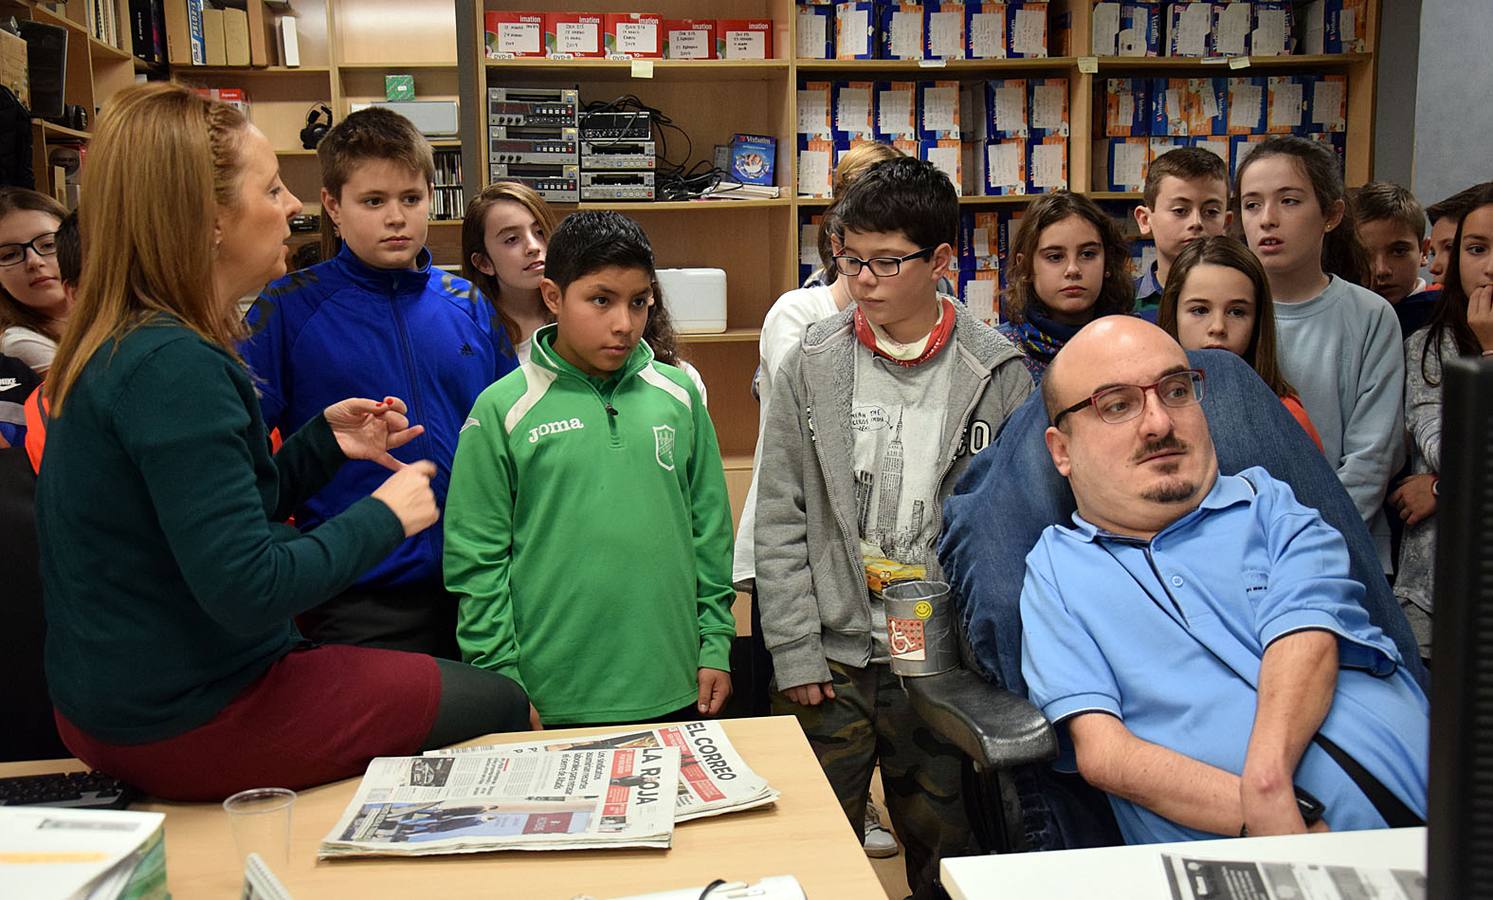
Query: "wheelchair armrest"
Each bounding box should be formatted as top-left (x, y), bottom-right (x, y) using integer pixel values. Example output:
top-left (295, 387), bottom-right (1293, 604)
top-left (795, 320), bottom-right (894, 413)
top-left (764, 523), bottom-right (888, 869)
top-left (903, 668), bottom-right (1057, 772)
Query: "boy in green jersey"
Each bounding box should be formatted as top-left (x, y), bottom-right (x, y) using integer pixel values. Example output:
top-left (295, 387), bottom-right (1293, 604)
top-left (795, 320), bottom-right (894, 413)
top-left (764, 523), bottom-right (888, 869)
top-left (444, 211), bottom-right (735, 726)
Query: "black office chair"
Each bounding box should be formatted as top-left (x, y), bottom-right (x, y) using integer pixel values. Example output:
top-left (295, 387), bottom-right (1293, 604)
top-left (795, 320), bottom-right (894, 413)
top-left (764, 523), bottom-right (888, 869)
top-left (910, 349), bottom-right (1427, 852)
top-left (0, 445), bottom-right (68, 761)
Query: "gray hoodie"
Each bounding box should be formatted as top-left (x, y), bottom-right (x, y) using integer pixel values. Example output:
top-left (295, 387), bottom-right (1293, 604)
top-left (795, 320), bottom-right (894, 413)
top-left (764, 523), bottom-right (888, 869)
top-left (753, 302), bottom-right (1032, 690)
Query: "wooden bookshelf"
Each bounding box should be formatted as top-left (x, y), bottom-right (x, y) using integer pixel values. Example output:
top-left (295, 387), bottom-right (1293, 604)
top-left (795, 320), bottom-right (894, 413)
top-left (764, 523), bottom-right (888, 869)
top-left (458, 0), bottom-right (1379, 458)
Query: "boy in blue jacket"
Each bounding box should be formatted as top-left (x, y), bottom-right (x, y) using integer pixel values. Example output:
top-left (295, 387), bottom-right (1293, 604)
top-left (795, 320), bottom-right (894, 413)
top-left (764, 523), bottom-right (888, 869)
top-left (242, 108), bottom-right (515, 659)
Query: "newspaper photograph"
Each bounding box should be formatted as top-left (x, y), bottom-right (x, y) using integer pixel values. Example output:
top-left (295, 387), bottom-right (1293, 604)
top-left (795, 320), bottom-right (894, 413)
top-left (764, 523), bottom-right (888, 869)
top-left (1161, 853), bottom-right (1426, 900)
top-left (426, 720), bottom-right (780, 822)
top-left (318, 747), bottom-right (680, 858)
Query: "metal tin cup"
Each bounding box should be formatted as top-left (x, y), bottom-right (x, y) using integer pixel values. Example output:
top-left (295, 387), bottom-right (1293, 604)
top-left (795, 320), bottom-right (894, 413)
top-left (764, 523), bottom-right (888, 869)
top-left (882, 580), bottom-right (958, 677)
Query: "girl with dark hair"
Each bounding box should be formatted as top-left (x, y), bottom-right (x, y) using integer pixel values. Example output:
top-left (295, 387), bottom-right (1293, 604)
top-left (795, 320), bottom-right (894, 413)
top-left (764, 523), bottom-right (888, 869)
top-left (1235, 135), bottom-right (1404, 574)
top-left (998, 190), bottom-right (1135, 381)
top-left (1392, 183), bottom-right (1493, 660)
top-left (1157, 235), bottom-right (1322, 450)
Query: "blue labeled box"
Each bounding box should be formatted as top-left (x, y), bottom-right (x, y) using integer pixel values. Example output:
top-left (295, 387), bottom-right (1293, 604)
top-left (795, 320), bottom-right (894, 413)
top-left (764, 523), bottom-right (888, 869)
top-left (1119, 1), bottom-right (1162, 56)
top-left (1006, 0), bottom-right (1048, 58)
top-left (965, 1), bottom-right (1008, 59)
top-left (796, 135), bottom-right (835, 197)
top-left (921, 139), bottom-right (963, 194)
top-left (1151, 78), bottom-right (1188, 135)
top-left (977, 138), bottom-right (1027, 195)
top-left (961, 210), bottom-right (1001, 270)
top-left (834, 1), bottom-right (877, 59)
top-left (923, 1), bottom-right (967, 59)
top-left (1212, 1), bottom-right (1252, 57)
top-left (1301, 0), bottom-right (1367, 54)
top-left (1250, 1), bottom-right (1295, 55)
top-left (878, 2), bottom-right (925, 60)
top-left (832, 80), bottom-right (878, 144)
top-left (1102, 137), bottom-right (1149, 192)
top-left (1105, 78), bottom-right (1151, 137)
top-left (729, 133), bottom-right (777, 185)
top-left (1265, 75), bottom-right (1307, 133)
top-left (875, 81), bottom-right (919, 140)
top-left (1027, 135), bottom-right (1067, 192)
top-left (1094, 2), bottom-right (1162, 56)
top-left (918, 80), bottom-right (961, 140)
top-left (798, 81), bottom-right (834, 139)
top-left (1166, 1), bottom-right (1215, 57)
top-left (1028, 77), bottom-right (1068, 137)
top-left (1305, 73), bottom-right (1347, 133)
top-left (975, 78), bottom-right (1028, 139)
top-left (1188, 77), bottom-right (1228, 136)
top-left (1226, 76), bottom-right (1267, 134)
top-left (796, 5), bottom-right (835, 59)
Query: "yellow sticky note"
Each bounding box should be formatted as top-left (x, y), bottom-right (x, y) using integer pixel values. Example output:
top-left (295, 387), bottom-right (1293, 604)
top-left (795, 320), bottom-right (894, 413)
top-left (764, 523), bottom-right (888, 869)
top-left (1078, 56), bottom-right (1099, 74)
top-left (630, 58), bottom-right (654, 79)
top-left (1229, 56), bottom-right (1251, 69)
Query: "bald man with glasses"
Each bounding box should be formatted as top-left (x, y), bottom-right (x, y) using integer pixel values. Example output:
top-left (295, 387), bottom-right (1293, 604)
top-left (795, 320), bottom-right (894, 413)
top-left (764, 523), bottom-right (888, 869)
top-left (1018, 316), bottom-right (1428, 846)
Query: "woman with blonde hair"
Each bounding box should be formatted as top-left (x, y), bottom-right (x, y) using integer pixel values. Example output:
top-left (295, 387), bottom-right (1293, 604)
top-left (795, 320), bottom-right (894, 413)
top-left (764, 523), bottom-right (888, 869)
top-left (38, 83), bottom-right (532, 802)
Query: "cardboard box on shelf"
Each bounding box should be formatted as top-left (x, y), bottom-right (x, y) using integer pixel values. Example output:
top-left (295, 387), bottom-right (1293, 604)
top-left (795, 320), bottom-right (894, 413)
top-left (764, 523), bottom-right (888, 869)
top-left (604, 13), bottom-right (663, 59)
top-left (878, 2), bottom-right (924, 60)
top-left (545, 12), bottom-right (604, 58)
top-left (795, 7), bottom-right (832, 59)
top-left (835, 1), bottom-right (877, 59)
top-left (923, 1), bottom-right (966, 59)
top-left (965, 1), bottom-right (1007, 59)
top-left (717, 18), bottom-right (772, 59)
top-left (485, 11), bottom-right (545, 58)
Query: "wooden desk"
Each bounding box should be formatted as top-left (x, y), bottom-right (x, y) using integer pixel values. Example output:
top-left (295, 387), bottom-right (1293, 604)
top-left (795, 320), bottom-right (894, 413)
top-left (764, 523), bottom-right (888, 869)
top-left (3, 716), bottom-right (883, 899)
top-left (941, 827), bottom-right (1426, 900)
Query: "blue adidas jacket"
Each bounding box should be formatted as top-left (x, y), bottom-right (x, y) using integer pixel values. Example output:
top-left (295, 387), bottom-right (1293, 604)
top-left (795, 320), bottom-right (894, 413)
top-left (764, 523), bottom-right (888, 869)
top-left (241, 244), bottom-right (516, 587)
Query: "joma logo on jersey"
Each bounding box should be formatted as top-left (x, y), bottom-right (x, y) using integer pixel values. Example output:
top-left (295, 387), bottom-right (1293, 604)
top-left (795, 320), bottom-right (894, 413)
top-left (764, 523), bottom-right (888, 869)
top-left (528, 417), bottom-right (585, 443)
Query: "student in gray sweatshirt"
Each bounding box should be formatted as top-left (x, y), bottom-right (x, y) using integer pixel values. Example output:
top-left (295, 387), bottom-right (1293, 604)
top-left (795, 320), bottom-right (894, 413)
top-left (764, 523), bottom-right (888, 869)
top-left (1235, 137), bottom-right (1404, 573)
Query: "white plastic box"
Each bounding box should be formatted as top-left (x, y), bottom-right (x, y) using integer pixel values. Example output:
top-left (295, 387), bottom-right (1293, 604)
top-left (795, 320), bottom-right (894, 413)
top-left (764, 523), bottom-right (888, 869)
top-left (657, 268), bottom-right (727, 334)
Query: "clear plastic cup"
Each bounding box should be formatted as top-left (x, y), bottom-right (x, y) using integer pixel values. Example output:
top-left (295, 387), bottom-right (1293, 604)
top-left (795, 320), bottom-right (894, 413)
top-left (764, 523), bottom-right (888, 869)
top-left (222, 787), bottom-right (296, 870)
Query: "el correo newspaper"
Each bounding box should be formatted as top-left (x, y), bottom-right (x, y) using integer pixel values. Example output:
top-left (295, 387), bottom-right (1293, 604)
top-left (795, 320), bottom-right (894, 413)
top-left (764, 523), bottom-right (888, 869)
top-left (426, 720), bottom-right (780, 822)
top-left (1161, 853), bottom-right (1426, 900)
top-left (318, 747), bottom-right (680, 858)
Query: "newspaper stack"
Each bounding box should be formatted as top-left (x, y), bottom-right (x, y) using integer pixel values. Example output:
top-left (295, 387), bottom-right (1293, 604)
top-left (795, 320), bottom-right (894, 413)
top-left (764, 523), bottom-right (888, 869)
top-left (427, 720), bottom-right (781, 823)
top-left (0, 807), bottom-right (167, 900)
top-left (318, 747), bottom-right (680, 858)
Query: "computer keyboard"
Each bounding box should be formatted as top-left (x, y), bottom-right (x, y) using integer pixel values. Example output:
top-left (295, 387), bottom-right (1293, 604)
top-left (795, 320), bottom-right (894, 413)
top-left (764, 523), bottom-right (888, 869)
top-left (0, 771), bottom-right (136, 810)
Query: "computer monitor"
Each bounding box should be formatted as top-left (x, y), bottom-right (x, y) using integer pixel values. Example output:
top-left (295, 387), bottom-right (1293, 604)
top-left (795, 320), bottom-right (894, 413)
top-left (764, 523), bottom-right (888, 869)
top-left (1426, 355), bottom-right (1493, 899)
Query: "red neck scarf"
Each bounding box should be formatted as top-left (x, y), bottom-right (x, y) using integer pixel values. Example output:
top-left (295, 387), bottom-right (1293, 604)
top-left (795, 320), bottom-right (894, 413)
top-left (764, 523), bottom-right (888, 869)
top-left (853, 298), bottom-right (957, 367)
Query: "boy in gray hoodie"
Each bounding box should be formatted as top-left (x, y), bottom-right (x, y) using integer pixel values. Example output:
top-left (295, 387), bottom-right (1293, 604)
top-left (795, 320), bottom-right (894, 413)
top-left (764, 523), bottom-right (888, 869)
top-left (754, 158), bottom-right (1032, 898)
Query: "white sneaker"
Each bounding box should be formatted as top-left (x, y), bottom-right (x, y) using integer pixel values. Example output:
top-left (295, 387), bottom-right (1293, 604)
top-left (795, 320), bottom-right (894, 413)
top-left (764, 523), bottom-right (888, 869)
top-left (863, 798), bottom-right (899, 858)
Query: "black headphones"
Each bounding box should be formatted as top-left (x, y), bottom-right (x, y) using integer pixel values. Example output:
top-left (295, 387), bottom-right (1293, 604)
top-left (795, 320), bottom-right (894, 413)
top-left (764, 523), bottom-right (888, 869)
top-left (300, 104), bottom-right (333, 150)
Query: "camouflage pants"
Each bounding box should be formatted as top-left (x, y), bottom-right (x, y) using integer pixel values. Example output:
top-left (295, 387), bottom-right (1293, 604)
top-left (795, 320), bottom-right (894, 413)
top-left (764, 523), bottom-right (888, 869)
top-left (774, 660), bottom-right (975, 900)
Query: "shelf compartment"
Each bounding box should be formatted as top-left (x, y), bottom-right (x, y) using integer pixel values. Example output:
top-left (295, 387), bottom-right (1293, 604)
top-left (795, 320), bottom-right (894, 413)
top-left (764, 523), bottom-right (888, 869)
top-left (679, 329), bottom-right (761, 344)
top-left (176, 65), bottom-right (333, 75)
top-left (486, 58), bottom-right (789, 82)
top-left (563, 198), bottom-right (792, 212)
top-left (796, 57), bottom-right (1075, 74)
top-left (1091, 53), bottom-right (1371, 72)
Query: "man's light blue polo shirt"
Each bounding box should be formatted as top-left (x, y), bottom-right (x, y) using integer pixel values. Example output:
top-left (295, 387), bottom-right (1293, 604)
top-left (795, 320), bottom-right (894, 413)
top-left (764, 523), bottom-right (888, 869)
top-left (1019, 467), bottom-right (1429, 845)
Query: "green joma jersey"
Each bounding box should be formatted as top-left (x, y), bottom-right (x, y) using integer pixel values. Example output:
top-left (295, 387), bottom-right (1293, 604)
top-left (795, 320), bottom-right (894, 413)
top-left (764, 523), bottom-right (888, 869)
top-left (444, 325), bottom-right (735, 724)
